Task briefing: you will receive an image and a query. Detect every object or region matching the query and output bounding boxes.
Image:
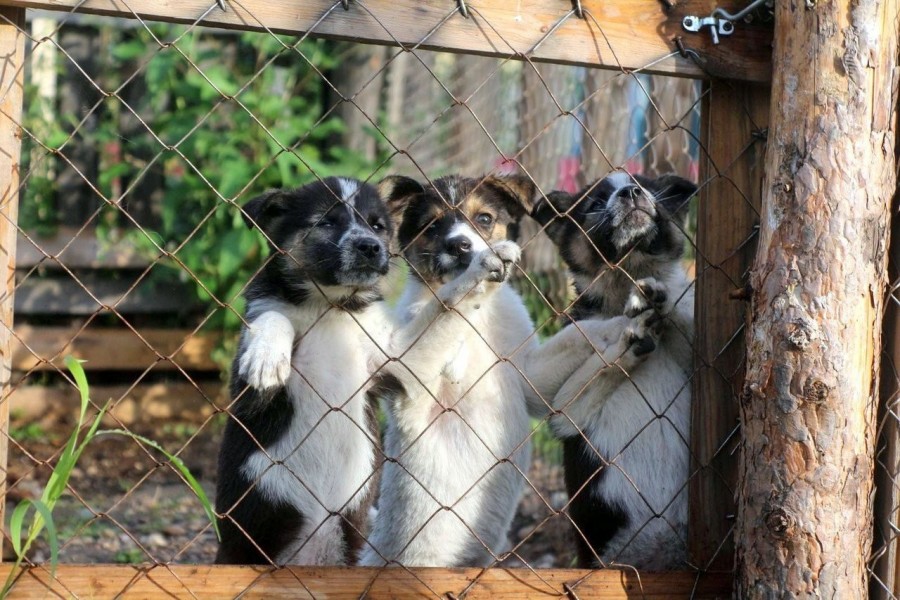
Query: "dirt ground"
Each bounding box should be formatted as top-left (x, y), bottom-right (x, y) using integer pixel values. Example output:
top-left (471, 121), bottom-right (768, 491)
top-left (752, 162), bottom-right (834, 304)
top-left (7, 414), bottom-right (577, 568)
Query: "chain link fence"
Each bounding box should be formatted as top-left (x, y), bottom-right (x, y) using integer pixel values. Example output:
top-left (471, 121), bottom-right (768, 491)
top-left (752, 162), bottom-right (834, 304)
top-left (1, 2), bottom-right (773, 596)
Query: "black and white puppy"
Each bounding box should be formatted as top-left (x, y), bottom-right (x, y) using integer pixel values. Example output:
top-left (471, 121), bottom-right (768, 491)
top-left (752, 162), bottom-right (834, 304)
top-left (215, 177), bottom-right (394, 566)
top-left (356, 174), bottom-right (538, 567)
top-left (531, 171), bottom-right (697, 570)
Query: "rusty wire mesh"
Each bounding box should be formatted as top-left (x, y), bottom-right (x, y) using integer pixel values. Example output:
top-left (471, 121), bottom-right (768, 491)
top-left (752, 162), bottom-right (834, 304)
top-left (871, 233), bottom-right (900, 599)
top-left (1, 2), bottom-right (765, 596)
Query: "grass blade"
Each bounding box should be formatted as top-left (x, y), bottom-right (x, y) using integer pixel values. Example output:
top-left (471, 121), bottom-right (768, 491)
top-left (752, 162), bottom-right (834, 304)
top-left (8, 501), bottom-right (30, 558)
top-left (8, 499), bottom-right (60, 576)
top-left (26, 500), bottom-right (59, 575)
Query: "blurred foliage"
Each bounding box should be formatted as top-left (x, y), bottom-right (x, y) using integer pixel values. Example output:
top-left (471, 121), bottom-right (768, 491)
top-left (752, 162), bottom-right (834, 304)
top-left (96, 28), bottom-right (378, 331)
top-left (20, 26), bottom-right (381, 371)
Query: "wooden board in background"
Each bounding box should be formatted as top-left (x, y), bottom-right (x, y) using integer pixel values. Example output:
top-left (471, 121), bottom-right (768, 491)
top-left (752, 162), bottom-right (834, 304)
top-left (8, 381), bottom-right (228, 426)
top-left (11, 325), bottom-right (222, 372)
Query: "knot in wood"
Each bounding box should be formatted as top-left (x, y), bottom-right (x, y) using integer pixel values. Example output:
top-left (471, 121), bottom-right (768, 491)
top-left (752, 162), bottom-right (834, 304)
top-left (764, 508), bottom-right (795, 539)
top-left (803, 378), bottom-right (829, 404)
top-left (786, 320), bottom-right (815, 350)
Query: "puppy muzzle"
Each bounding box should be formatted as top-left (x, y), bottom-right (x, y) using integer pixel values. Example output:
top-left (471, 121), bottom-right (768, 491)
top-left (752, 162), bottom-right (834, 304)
top-left (342, 235), bottom-right (390, 278)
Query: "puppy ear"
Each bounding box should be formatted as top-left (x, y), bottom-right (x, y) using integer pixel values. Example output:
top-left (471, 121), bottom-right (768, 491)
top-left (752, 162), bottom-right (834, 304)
top-left (653, 174), bottom-right (697, 222)
top-left (482, 174), bottom-right (537, 220)
top-left (242, 190), bottom-right (287, 237)
top-left (378, 175), bottom-right (424, 227)
top-left (531, 191), bottom-right (575, 242)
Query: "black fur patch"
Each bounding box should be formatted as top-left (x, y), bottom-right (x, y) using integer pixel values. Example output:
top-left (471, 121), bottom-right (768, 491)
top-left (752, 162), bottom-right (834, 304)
top-left (562, 436), bottom-right (630, 568)
top-left (215, 377), bottom-right (301, 564)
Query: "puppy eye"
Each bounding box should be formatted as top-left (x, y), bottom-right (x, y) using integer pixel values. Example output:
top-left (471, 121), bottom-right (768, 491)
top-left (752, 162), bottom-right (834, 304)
top-left (425, 221), bottom-right (439, 233)
top-left (370, 221), bottom-right (385, 232)
top-left (475, 213), bottom-right (493, 227)
top-left (316, 219), bottom-right (334, 228)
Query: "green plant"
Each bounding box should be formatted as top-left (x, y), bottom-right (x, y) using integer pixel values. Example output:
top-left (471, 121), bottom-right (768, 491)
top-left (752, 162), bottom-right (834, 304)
top-left (1, 357), bottom-right (218, 597)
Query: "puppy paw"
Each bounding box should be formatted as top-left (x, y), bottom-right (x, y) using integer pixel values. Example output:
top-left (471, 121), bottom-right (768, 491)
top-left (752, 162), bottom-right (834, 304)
top-left (471, 240), bottom-right (520, 284)
top-left (624, 277), bottom-right (667, 318)
top-left (237, 313), bottom-right (294, 390)
top-left (623, 305), bottom-right (663, 360)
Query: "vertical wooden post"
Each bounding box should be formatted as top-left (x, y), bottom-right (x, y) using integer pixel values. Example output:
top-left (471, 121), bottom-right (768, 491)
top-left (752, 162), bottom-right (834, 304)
top-left (0, 6), bottom-right (25, 558)
top-left (691, 81), bottom-right (769, 571)
top-left (736, 0), bottom-right (899, 596)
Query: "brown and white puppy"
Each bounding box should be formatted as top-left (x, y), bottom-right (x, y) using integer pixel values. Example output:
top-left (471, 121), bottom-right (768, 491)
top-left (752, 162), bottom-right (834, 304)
top-left (531, 171), bottom-right (697, 570)
top-left (357, 174), bottom-right (538, 567)
top-left (215, 177), bottom-right (394, 566)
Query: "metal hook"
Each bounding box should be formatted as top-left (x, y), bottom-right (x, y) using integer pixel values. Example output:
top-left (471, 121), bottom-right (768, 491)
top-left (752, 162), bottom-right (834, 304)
top-left (456, 0), bottom-right (469, 18)
top-left (572, 0), bottom-right (585, 19)
top-left (216, 0), bottom-right (226, 11)
top-left (341, 0), bottom-right (351, 10)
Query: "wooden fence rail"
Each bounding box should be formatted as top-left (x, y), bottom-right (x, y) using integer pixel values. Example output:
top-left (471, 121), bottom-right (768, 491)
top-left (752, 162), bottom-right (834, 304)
top-left (2, 0), bottom-right (772, 81)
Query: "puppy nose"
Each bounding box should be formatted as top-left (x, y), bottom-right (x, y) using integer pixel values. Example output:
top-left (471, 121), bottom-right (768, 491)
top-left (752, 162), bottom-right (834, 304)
top-left (446, 236), bottom-right (472, 258)
top-left (618, 185), bottom-right (650, 208)
top-left (354, 238), bottom-right (382, 259)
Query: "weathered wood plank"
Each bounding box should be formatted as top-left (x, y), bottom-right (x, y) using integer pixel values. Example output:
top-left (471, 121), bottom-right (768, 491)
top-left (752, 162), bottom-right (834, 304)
top-left (0, 0), bottom-right (773, 81)
top-left (690, 81), bottom-right (768, 570)
top-left (11, 325), bottom-right (222, 371)
top-left (0, 4), bottom-right (27, 562)
top-left (9, 381), bottom-right (227, 425)
top-left (17, 228), bottom-right (151, 270)
top-left (0, 565), bottom-right (731, 598)
top-left (14, 272), bottom-right (196, 315)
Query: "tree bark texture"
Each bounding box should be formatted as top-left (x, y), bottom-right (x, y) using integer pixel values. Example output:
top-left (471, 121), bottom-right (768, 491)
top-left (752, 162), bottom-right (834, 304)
top-left (736, 1), bottom-right (900, 597)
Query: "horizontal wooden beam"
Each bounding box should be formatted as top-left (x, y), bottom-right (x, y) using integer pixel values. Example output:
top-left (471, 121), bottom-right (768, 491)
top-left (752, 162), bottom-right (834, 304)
top-left (2, 565), bottom-right (730, 598)
top-left (17, 228), bottom-right (151, 270)
top-left (15, 273), bottom-right (196, 315)
top-left (11, 325), bottom-right (221, 372)
top-left (9, 381), bottom-right (227, 424)
top-left (0, 1), bottom-right (772, 81)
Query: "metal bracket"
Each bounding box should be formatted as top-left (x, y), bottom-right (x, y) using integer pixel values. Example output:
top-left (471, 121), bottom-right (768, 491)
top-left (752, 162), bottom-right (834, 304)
top-left (216, 0), bottom-right (226, 11)
top-left (682, 16), bottom-right (733, 45)
top-left (341, 0), bottom-right (351, 10)
top-left (456, 0), bottom-right (469, 18)
top-left (681, 0), bottom-right (772, 45)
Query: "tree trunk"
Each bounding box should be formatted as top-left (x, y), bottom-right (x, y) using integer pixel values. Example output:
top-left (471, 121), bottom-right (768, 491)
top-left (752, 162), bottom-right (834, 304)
top-left (736, 1), bottom-right (900, 597)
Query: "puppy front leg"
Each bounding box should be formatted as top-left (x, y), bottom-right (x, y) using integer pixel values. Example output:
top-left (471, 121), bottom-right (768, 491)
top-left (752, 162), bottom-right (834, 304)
top-left (237, 310), bottom-right (296, 391)
top-left (520, 316), bottom-right (629, 418)
top-left (550, 281), bottom-right (668, 438)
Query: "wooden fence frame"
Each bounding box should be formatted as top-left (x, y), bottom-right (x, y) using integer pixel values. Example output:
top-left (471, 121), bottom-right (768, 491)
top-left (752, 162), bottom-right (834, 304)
top-left (0, 1), bottom-right (778, 597)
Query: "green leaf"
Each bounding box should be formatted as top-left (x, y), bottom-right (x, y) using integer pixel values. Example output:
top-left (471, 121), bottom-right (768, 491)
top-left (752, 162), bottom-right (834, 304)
top-left (9, 501), bottom-right (29, 557)
top-left (97, 430), bottom-right (220, 541)
top-left (26, 500), bottom-right (59, 575)
top-left (10, 499), bottom-right (60, 577)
